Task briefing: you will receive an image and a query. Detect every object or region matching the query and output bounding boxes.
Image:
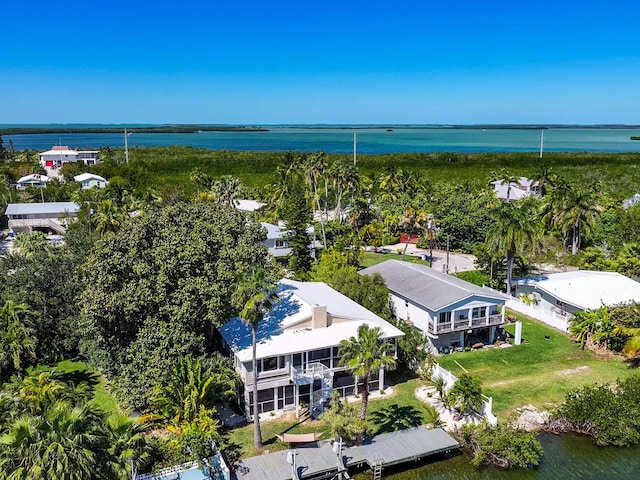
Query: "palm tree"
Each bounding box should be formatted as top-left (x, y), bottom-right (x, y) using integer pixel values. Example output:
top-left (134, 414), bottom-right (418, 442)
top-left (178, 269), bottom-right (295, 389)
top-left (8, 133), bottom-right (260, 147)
top-left (448, 374), bottom-right (483, 415)
top-left (231, 267), bottom-right (279, 449)
top-left (14, 371), bottom-right (66, 415)
top-left (544, 184), bottom-right (601, 255)
top-left (339, 324), bottom-right (397, 422)
top-left (492, 168), bottom-right (520, 201)
top-left (13, 232), bottom-right (49, 258)
top-left (570, 308), bottom-right (611, 349)
top-left (105, 415), bottom-right (150, 479)
top-left (398, 206), bottom-right (428, 261)
top-left (531, 164), bottom-right (556, 197)
top-left (150, 356), bottom-right (220, 426)
top-left (0, 402), bottom-right (107, 480)
top-left (211, 176), bottom-right (243, 207)
top-left (486, 200), bottom-right (542, 295)
top-left (303, 152), bottom-right (328, 248)
top-left (432, 375), bottom-right (447, 402)
top-left (94, 199), bottom-right (126, 236)
top-left (0, 301), bottom-right (35, 375)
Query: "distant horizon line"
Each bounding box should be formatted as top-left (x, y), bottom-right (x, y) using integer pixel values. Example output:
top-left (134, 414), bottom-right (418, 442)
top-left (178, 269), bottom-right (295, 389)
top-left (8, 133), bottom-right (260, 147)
top-left (2, 123), bottom-right (640, 129)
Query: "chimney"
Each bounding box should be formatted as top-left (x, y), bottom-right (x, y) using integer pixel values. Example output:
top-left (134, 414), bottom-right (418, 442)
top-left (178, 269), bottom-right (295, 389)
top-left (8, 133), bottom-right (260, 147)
top-left (312, 305), bottom-right (328, 329)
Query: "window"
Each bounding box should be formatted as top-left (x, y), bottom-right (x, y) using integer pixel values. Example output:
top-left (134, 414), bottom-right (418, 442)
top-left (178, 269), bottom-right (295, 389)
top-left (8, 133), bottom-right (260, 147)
top-left (439, 312), bottom-right (452, 323)
top-left (292, 353), bottom-right (303, 368)
top-left (275, 239), bottom-right (286, 249)
top-left (472, 307), bottom-right (487, 318)
top-left (260, 356), bottom-right (285, 372)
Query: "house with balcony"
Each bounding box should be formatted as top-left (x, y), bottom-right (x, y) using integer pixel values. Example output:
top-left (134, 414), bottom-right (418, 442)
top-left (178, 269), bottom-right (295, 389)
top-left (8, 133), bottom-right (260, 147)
top-left (5, 202), bottom-right (79, 234)
top-left (218, 279), bottom-right (403, 419)
top-left (359, 260), bottom-right (506, 350)
top-left (39, 146), bottom-right (99, 168)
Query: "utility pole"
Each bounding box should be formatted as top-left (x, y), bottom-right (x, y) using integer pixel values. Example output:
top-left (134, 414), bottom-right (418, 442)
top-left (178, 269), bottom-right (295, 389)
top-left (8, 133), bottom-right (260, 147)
top-left (353, 132), bottom-right (357, 166)
top-left (124, 128), bottom-right (130, 164)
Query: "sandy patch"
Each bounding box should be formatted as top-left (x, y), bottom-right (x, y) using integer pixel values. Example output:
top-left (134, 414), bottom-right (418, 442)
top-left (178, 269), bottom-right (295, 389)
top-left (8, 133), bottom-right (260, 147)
top-left (557, 365), bottom-right (590, 376)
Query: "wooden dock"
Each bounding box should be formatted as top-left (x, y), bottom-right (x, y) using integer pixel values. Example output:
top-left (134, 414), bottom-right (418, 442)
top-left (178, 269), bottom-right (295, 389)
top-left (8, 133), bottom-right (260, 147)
top-left (234, 426), bottom-right (459, 480)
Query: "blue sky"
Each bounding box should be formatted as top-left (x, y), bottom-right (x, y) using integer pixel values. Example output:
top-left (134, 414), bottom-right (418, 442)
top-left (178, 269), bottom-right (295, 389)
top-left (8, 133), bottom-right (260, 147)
top-left (1, 0), bottom-right (639, 124)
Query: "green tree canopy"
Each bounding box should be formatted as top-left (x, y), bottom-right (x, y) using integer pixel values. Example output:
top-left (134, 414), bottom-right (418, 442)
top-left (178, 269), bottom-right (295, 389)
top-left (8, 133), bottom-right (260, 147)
top-left (80, 203), bottom-right (269, 410)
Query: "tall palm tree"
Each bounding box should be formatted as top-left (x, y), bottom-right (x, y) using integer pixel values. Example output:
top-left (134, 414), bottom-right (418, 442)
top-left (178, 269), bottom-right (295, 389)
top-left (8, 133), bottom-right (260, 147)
top-left (486, 200), bottom-right (541, 295)
top-left (304, 152), bottom-right (328, 248)
top-left (544, 184), bottom-right (601, 255)
top-left (531, 164), bottom-right (556, 197)
top-left (231, 267), bottom-right (279, 449)
top-left (0, 301), bottom-right (35, 375)
top-left (339, 324), bottom-right (396, 421)
top-left (492, 168), bottom-right (520, 201)
top-left (398, 206), bottom-right (428, 260)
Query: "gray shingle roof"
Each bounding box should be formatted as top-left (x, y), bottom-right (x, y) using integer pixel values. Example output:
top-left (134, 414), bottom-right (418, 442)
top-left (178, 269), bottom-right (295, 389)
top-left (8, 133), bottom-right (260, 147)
top-left (359, 260), bottom-right (505, 311)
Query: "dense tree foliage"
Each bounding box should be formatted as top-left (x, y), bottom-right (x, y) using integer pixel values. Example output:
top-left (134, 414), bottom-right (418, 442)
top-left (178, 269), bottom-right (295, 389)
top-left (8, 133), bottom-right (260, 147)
top-left (80, 203), bottom-right (269, 410)
top-left (552, 375), bottom-right (640, 446)
top-left (457, 423), bottom-right (543, 469)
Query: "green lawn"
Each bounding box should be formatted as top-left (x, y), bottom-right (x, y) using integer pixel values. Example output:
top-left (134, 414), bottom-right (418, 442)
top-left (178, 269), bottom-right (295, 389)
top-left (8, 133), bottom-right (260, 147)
top-left (437, 313), bottom-right (636, 421)
top-left (225, 372), bottom-right (435, 459)
top-left (360, 252), bottom-right (431, 268)
top-left (28, 359), bottom-right (121, 416)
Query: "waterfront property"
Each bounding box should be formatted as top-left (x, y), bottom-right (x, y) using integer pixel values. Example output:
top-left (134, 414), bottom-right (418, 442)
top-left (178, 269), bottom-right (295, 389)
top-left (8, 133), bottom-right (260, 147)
top-left (359, 260), bottom-right (506, 350)
top-left (15, 173), bottom-right (50, 190)
top-left (74, 172), bottom-right (108, 189)
top-left (4, 202), bottom-right (79, 234)
top-left (512, 270), bottom-right (640, 328)
top-left (235, 426), bottom-right (459, 480)
top-left (260, 222), bottom-right (321, 259)
top-left (134, 452), bottom-right (230, 480)
top-left (218, 279), bottom-right (404, 418)
top-left (39, 145), bottom-right (100, 168)
top-left (234, 199), bottom-right (266, 212)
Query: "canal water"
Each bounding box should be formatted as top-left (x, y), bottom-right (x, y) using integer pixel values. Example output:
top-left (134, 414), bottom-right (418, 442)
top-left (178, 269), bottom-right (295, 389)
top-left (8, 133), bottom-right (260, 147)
top-left (355, 433), bottom-right (640, 479)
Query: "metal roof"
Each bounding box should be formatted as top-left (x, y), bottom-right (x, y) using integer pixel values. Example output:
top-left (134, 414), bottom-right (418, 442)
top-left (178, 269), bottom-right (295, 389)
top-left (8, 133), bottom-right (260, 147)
top-left (5, 202), bottom-right (80, 216)
top-left (359, 260), bottom-right (505, 312)
top-left (74, 173), bottom-right (107, 182)
top-left (514, 270), bottom-right (640, 310)
top-left (219, 279), bottom-right (404, 362)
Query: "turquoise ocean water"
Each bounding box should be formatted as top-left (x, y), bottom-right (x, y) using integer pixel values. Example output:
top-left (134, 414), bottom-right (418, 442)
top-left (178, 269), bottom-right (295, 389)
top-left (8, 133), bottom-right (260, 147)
top-left (3, 126), bottom-right (640, 153)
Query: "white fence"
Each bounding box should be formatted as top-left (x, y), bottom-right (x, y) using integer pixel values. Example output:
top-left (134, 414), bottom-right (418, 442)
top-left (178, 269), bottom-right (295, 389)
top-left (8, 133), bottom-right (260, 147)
top-left (481, 285), bottom-right (570, 332)
top-left (430, 363), bottom-right (498, 425)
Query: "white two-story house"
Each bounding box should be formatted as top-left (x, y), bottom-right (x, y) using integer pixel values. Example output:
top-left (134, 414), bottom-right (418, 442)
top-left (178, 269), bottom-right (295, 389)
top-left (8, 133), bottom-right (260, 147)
top-left (219, 279), bottom-right (403, 419)
top-left (39, 146), bottom-right (100, 168)
top-left (360, 260), bottom-right (506, 351)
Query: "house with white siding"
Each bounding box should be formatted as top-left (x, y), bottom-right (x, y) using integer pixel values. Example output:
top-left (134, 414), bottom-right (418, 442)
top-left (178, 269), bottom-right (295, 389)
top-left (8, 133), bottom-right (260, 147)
top-left (360, 260), bottom-right (506, 350)
top-left (16, 174), bottom-right (50, 190)
top-left (39, 146), bottom-right (99, 168)
top-left (219, 279), bottom-right (403, 419)
top-left (74, 173), bottom-right (108, 189)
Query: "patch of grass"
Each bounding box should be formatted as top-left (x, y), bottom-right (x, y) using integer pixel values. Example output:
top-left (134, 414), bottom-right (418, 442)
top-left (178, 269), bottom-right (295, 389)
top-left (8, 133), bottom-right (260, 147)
top-left (360, 252), bottom-right (431, 268)
top-left (225, 372), bottom-right (435, 459)
top-left (437, 313), bottom-right (635, 421)
top-left (28, 359), bottom-right (121, 416)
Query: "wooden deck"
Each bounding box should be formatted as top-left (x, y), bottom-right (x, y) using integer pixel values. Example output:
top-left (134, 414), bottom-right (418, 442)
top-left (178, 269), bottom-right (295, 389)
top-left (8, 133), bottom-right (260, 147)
top-left (234, 426), bottom-right (459, 480)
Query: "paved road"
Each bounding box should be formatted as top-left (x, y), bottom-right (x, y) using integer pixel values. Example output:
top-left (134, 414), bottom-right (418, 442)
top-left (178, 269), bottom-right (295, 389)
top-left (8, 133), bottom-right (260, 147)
top-left (384, 243), bottom-right (476, 273)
